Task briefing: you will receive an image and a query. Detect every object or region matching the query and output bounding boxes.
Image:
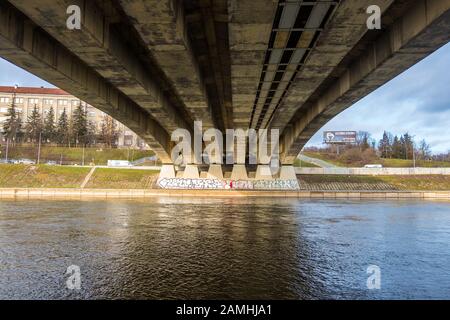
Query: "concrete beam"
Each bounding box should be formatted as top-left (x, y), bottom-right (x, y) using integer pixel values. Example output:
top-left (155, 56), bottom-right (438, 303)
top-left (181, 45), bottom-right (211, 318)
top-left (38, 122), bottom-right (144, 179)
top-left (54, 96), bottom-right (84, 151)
top-left (9, 0), bottom-right (191, 134)
top-left (0, 1), bottom-right (172, 162)
top-left (229, 0), bottom-right (278, 128)
top-left (269, 0), bottom-right (395, 132)
top-left (118, 0), bottom-right (215, 128)
top-left (281, 0), bottom-right (450, 164)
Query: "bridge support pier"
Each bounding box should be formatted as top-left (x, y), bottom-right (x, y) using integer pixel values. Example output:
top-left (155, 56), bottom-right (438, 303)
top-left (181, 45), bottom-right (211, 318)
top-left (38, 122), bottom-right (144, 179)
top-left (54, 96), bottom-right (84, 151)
top-left (207, 165), bottom-right (224, 180)
top-left (183, 165), bottom-right (200, 179)
top-left (231, 165), bottom-right (248, 180)
top-left (279, 166), bottom-right (297, 181)
top-left (159, 165), bottom-right (176, 179)
top-left (255, 166), bottom-right (273, 180)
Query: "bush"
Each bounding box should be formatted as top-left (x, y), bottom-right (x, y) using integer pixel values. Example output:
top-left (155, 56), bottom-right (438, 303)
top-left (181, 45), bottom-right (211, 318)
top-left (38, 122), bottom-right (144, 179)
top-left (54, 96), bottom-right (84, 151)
top-left (339, 148), bottom-right (379, 166)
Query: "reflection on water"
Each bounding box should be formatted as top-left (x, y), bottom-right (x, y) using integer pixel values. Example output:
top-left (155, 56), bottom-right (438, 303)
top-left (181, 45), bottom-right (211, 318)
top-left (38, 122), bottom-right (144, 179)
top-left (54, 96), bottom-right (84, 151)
top-left (1, 198), bottom-right (450, 299)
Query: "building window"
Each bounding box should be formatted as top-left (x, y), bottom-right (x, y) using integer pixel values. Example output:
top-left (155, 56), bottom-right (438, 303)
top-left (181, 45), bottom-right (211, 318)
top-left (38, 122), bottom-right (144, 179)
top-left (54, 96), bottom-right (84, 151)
top-left (43, 99), bottom-right (54, 105)
top-left (88, 111), bottom-right (96, 117)
top-left (58, 99), bottom-right (68, 106)
top-left (0, 97), bottom-right (10, 104)
top-left (0, 107), bottom-right (8, 113)
top-left (28, 98), bottom-right (40, 105)
top-left (14, 97), bottom-right (24, 104)
top-left (72, 100), bottom-right (80, 107)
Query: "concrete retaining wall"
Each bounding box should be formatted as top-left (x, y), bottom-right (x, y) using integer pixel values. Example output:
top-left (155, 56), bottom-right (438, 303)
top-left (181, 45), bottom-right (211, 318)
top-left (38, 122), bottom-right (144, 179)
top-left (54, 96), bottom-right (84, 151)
top-left (0, 188), bottom-right (449, 200)
top-left (296, 168), bottom-right (450, 175)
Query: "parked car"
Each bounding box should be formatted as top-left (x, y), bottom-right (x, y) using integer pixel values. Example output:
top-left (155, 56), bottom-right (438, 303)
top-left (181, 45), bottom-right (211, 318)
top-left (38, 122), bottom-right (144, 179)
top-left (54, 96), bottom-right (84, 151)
top-left (17, 158), bottom-right (36, 165)
top-left (364, 164), bottom-right (383, 168)
top-left (46, 161), bottom-right (57, 166)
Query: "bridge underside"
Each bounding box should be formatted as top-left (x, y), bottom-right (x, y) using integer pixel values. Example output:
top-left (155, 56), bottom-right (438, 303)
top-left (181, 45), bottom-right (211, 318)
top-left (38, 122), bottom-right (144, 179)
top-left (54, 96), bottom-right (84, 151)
top-left (0, 0), bottom-right (449, 164)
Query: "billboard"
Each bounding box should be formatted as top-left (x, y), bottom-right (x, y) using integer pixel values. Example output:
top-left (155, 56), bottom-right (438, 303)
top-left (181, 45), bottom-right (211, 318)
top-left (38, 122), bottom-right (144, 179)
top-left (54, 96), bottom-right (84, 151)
top-left (323, 131), bottom-right (357, 144)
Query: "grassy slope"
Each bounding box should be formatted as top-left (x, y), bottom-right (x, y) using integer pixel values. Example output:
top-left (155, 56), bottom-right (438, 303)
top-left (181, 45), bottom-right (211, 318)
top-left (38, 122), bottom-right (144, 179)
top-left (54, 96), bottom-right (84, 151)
top-left (381, 158), bottom-right (450, 168)
top-left (293, 159), bottom-right (319, 167)
top-left (1, 146), bottom-right (155, 165)
top-left (1, 164), bottom-right (448, 191)
top-left (299, 174), bottom-right (450, 191)
top-left (85, 168), bottom-right (159, 189)
top-left (0, 164), bottom-right (90, 188)
top-left (303, 152), bottom-right (450, 168)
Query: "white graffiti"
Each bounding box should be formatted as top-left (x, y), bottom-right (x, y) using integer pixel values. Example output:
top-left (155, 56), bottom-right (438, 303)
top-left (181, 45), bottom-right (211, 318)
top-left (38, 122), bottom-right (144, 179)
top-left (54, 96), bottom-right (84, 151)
top-left (157, 178), bottom-right (300, 190)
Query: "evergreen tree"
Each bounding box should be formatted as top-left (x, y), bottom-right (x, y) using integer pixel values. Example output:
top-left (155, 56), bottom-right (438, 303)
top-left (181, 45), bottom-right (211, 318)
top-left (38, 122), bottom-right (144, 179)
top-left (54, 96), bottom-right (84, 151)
top-left (43, 106), bottom-right (56, 143)
top-left (72, 104), bottom-right (88, 146)
top-left (403, 133), bottom-right (414, 160)
top-left (25, 105), bottom-right (42, 143)
top-left (378, 131), bottom-right (392, 158)
top-left (56, 108), bottom-right (70, 146)
top-left (2, 98), bottom-right (22, 145)
top-left (392, 136), bottom-right (402, 159)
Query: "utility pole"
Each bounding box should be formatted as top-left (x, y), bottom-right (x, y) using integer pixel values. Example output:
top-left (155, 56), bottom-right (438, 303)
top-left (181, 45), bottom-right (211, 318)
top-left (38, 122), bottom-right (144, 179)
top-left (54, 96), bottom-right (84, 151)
top-left (82, 144), bottom-right (85, 166)
top-left (5, 137), bottom-right (9, 162)
top-left (37, 131), bottom-right (42, 164)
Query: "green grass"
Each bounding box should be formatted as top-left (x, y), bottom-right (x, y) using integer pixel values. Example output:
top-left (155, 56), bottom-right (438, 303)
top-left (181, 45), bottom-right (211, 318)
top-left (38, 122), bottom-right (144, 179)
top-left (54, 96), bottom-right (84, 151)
top-left (299, 174), bottom-right (450, 191)
top-left (0, 164), bottom-right (90, 188)
top-left (381, 158), bottom-right (450, 168)
top-left (294, 159), bottom-right (319, 167)
top-left (302, 152), bottom-right (346, 166)
top-left (0, 145), bottom-right (155, 166)
top-left (85, 168), bottom-right (159, 189)
top-left (303, 151), bottom-right (450, 168)
top-left (299, 174), bottom-right (384, 184)
top-left (379, 175), bottom-right (450, 190)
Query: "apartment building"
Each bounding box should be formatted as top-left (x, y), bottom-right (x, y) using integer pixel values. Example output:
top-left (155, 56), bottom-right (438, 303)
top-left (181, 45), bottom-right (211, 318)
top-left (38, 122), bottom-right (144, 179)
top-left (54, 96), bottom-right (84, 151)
top-left (0, 86), bottom-right (147, 148)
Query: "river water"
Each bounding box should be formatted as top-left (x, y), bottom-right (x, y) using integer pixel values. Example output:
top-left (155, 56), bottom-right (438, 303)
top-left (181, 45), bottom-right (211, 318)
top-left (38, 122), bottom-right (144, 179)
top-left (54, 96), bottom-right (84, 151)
top-left (0, 198), bottom-right (450, 300)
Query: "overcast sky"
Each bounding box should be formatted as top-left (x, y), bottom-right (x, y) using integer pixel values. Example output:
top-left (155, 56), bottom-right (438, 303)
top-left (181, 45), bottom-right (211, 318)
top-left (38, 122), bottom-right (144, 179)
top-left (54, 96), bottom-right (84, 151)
top-left (1, 42), bottom-right (449, 154)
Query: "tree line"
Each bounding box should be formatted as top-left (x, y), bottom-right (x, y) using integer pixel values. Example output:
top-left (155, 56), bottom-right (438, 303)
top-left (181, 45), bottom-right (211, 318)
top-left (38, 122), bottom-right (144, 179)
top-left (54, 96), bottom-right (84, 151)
top-left (2, 101), bottom-right (120, 148)
top-left (316, 130), bottom-right (433, 162)
top-left (377, 131), bottom-right (431, 160)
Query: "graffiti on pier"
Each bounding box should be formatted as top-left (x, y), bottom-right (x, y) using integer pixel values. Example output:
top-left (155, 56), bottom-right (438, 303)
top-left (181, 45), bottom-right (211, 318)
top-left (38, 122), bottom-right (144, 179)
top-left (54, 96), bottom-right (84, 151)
top-left (157, 178), bottom-right (300, 190)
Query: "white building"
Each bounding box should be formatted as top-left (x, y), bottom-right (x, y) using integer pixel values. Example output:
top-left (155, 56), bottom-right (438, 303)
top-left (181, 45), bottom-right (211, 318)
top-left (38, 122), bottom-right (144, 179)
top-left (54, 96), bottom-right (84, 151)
top-left (0, 86), bottom-right (148, 149)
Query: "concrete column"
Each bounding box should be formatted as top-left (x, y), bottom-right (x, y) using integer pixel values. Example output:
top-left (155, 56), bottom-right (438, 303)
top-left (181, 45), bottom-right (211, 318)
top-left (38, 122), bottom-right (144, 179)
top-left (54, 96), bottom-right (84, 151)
top-left (231, 165), bottom-right (248, 180)
top-left (159, 165), bottom-right (176, 179)
top-left (207, 165), bottom-right (224, 180)
top-left (255, 165), bottom-right (273, 180)
top-left (183, 165), bottom-right (200, 179)
top-left (279, 166), bottom-right (297, 180)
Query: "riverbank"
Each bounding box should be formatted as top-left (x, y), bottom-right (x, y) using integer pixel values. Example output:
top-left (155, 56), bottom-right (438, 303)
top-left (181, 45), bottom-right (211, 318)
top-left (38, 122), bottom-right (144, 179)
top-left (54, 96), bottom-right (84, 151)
top-left (1, 188), bottom-right (450, 200)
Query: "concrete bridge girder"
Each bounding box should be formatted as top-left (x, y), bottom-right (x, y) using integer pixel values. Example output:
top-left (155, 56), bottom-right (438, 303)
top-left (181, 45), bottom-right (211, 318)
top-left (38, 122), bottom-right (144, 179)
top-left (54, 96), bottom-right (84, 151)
top-left (269, 0), bottom-right (396, 133)
top-left (117, 0), bottom-right (215, 129)
top-left (0, 1), bottom-right (172, 162)
top-left (281, 0), bottom-right (450, 164)
top-left (8, 0), bottom-right (191, 135)
top-left (229, 0), bottom-right (278, 128)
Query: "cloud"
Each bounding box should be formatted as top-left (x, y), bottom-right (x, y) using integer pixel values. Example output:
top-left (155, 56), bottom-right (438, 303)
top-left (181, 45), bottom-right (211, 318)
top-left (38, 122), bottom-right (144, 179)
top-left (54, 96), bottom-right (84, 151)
top-left (0, 57), bottom-right (55, 88)
top-left (306, 42), bottom-right (450, 154)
